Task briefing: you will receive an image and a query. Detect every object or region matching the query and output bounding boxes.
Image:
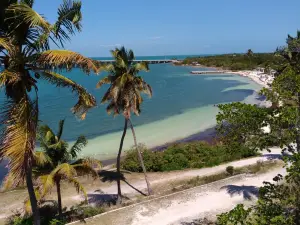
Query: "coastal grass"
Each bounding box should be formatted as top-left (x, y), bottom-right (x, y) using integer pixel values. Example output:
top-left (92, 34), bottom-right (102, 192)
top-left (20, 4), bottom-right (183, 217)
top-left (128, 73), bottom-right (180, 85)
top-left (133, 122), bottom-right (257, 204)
top-left (121, 141), bottom-right (259, 172)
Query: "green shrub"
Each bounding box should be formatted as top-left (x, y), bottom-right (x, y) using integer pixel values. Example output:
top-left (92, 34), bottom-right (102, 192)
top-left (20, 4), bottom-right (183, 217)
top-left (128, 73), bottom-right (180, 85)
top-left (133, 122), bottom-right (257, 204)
top-left (49, 219), bottom-right (66, 225)
top-left (226, 166), bottom-right (234, 175)
top-left (5, 212), bottom-right (33, 225)
top-left (121, 141), bottom-right (258, 172)
top-left (68, 205), bottom-right (105, 221)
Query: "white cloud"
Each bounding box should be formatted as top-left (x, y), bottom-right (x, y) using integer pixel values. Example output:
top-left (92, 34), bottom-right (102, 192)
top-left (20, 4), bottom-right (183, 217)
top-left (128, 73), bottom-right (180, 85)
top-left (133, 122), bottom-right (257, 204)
top-left (148, 36), bottom-right (164, 40)
top-left (99, 44), bottom-right (122, 48)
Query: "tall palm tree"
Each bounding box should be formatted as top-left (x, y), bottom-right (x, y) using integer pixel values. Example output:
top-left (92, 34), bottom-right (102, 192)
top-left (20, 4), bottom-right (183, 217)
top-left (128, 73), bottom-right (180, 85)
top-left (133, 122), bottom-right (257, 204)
top-left (96, 47), bottom-right (152, 202)
top-left (31, 120), bottom-right (101, 219)
top-left (0, 1), bottom-right (99, 224)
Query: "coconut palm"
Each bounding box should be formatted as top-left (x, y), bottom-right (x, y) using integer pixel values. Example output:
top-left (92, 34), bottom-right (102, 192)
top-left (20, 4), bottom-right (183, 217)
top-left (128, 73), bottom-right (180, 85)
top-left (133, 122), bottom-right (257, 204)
top-left (96, 47), bottom-right (152, 202)
top-left (30, 119), bottom-right (100, 219)
top-left (246, 49), bottom-right (254, 57)
top-left (0, 1), bottom-right (99, 224)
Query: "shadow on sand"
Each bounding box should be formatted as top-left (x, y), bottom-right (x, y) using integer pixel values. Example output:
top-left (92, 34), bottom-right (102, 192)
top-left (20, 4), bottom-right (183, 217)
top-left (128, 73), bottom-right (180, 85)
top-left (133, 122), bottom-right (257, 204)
top-left (221, 184), bottom-right (259, 200)
top-left (87, 170), bottom-right (147, 206)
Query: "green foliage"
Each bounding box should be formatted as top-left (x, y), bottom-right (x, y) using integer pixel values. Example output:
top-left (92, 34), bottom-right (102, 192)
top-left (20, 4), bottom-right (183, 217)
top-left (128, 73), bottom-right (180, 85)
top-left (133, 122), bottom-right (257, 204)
top-left (181, 53), bottom-right (282, 71)
top-left (68, 205), bottom-right (105, 221)
top-left (216, 102), bottom-right (274, 150)
top-left (226, 166), bottom-right (234, 175)
top-left (121, 142), bottom-right (258, 172)
top-left (217, 204), bottom-right (252, 225)
top-left (216, 31), bottom-right (300, 225)
top-left (5, 212), bottom-right (33, 225)
top-left (49, 219), bottom-right (66, 225)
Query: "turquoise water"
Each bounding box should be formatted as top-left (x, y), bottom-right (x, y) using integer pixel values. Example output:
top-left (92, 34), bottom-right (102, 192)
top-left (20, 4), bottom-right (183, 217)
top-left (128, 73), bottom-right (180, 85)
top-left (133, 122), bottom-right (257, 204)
top-left (0, 57), bottom-right (262, 160)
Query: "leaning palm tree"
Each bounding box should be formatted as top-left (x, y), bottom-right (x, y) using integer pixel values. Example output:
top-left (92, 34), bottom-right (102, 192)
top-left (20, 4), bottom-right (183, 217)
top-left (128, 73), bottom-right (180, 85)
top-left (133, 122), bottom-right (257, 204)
top-left (30, 120), bottom-right (101, 219)
top-left (96, 47), bottom-right (152, 202)
top-left (0, 1), bottom-right (99, 224)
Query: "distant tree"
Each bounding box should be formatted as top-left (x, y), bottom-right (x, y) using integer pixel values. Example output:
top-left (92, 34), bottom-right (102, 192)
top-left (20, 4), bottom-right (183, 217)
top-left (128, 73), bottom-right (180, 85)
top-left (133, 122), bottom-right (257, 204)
top-left (246, 49), bottom-right (254, 57)
top-left (96, 47), bottom-right (153, 203)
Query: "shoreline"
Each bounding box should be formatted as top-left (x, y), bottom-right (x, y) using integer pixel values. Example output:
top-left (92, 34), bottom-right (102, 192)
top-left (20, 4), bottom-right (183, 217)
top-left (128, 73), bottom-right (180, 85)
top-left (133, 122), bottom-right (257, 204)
top-left (188, 64), bottom-right (272, 88)
top-left (173, 63), bottom-right (272, 88)
top-left (101, 69), bottom-right (270, 166)
top-left (101, 126), bottom-right (217, 166)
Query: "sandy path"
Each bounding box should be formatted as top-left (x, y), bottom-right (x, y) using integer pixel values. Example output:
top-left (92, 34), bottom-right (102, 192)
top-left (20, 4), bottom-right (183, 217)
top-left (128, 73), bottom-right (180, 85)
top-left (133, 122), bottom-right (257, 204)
top-left (0, 147), bottom-right (282, 223)
top-left (70, 167), bottom-right (285, 225)
top-left (80, 147), bottom-right (282, 197)
top-left (131, 167), bottom-right (286, 225)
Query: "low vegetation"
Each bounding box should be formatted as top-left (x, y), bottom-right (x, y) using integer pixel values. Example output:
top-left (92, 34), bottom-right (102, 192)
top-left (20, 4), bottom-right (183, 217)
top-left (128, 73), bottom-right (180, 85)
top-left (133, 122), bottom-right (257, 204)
top-left (177, 52), bottom-right (283, 71)
top-left (5, 204), bottom-right (105, 225)
top-left (121, 142), bottom-right (258, 172)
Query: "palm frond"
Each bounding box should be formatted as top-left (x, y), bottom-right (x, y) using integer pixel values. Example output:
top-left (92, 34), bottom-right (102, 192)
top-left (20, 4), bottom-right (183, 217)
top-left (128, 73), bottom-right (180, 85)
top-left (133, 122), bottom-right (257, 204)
top-left (53, 163), bottom-right (77, 179)
top-left (69, 135), bottom-right (87, 159)
top-left (53, 0), bottom-right (82, 45)
top-left (132, 62), bottom-right (149, 73)
top-left (0, 37), bottom-right (13, 53)
top-left (1, 172), bottom-right (25, 191)
top-left (34, 151), bottom-right (52, 166)
top-left (38, 70), bottom-right (96, 119)
top-left (20, 0), bottom-right (35, 7)
top-left (68, 177), bottom-right (87, 201)
top-left (56, 119), bottom-right (65, 141)
top-left (35, 50), bottom-right (100, 74)
top-left (0, 96), bottom-right (38, 182)
top-left (73, 157), bottom-right (101, 177)
top-left (38, 124), bottom-right (55, 143)
top-left (96, 76), bottom-right (112, 89)
top-left (23, 29), bottom-right (51, 56)
top-left (7, 3), bottom-right (50, 31)
top-left (37, 174), bottom-right (54, 198)
top-left (0, 70), bottom-right (21, 87)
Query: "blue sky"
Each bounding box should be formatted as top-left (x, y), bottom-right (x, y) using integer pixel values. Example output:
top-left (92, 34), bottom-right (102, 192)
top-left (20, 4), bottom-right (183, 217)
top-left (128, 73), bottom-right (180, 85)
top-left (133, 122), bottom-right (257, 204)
top-left (34, 0), bottom-right (300, 57)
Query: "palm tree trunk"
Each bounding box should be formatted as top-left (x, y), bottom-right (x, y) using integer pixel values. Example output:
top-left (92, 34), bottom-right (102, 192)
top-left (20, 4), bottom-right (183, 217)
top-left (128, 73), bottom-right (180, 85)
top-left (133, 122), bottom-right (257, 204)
top-left (128, 119), bottom-right (152, 195)
top-left (116, 119), bottom-right (128, 204)
top-left (25, 166), bottom-right (40, 225)
top-left (56, 180), bottom-right (63, 219)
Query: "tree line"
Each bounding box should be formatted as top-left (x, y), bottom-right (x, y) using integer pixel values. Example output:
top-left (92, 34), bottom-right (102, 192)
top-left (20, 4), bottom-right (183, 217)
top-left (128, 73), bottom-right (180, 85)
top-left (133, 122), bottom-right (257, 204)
top-left (180, 51), bottom-right (284, 71)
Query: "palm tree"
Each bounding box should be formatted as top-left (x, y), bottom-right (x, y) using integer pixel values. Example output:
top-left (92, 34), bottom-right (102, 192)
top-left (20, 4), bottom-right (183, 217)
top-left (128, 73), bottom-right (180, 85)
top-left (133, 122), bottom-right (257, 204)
top-left (246, 49), bottom-right (254, 57)
top-left (96, 47), bottom-right (152, 202)
top-left (0, 1), bottom-right (99, 224)
top-left (31, 120), bottom-right (100, 219)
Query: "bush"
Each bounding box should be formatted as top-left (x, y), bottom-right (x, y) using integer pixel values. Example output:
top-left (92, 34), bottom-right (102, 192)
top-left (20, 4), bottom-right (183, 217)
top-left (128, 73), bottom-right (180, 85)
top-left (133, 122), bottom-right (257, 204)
top-left (5, 212), bottom-right (33, 225)
top-left (226, 166), bottom-right (234, 175)
top-left (121, 142), bottom-right (258, 172)
top-left (67, 205), bottom-right (105, 222)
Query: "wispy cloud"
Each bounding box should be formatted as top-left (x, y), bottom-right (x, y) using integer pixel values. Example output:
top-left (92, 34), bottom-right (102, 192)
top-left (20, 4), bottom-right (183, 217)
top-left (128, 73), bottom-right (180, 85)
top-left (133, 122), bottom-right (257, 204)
top-left (148, 36), bottom-right (164, 40)
top-left (99, 44), bottom-right (122, 48)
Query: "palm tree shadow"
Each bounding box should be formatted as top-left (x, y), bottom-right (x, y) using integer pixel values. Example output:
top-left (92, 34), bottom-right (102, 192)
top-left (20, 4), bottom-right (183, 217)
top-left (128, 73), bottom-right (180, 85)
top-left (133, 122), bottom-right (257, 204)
top-left (221, 185), bottom-right (259, 200)
top-left (95, 170), bottom-right (147, 201)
